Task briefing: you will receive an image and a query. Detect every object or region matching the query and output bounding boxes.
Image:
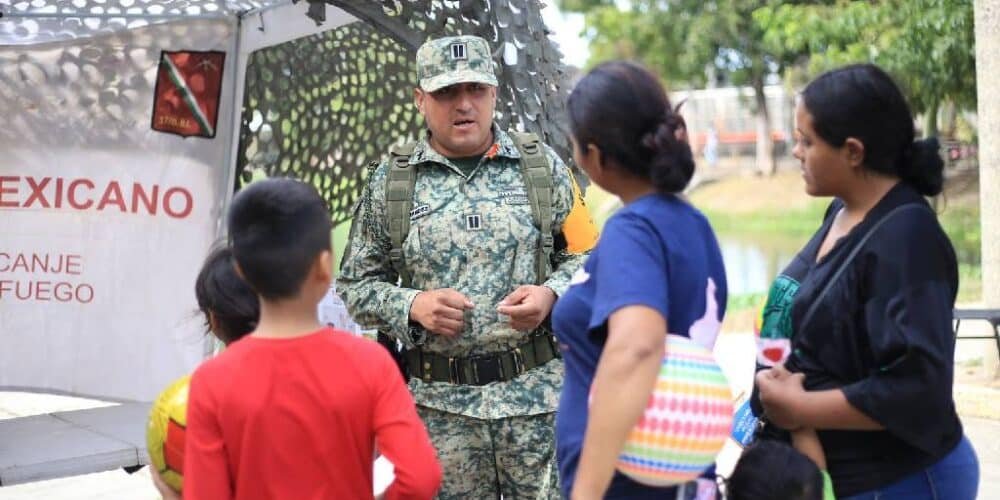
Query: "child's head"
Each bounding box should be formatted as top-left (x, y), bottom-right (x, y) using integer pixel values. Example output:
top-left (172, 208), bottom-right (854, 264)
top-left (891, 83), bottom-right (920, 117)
top-left (727, 440), bottom-right (824, 500)
top-left (567, 60), bottom-right (694, 194)
top-left (227, 178), bottom-right (333, 304)
top-left (195, 246), bottom-right (259, 344)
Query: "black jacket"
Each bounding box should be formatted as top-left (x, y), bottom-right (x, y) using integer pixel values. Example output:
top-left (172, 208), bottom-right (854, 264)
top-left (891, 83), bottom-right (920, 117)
top-left (754, 182), bottom-right (962, 497)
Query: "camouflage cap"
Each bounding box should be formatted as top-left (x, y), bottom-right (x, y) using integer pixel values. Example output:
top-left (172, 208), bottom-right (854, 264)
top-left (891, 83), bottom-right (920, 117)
top-left (416, 35), bottom-right (498, 92)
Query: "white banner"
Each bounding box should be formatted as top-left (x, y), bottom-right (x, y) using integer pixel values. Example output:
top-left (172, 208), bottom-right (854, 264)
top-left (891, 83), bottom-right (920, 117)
top-left (0, 19), bottom-right (238, 401)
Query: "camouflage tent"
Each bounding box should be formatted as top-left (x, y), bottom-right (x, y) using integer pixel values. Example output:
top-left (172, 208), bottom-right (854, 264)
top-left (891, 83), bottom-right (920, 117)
top-left (0, 0), bottom-right (572, 403)
top-left (240, 0), bottom-right (574, 224)
top-left (3, 0), bottom-right (573, 225)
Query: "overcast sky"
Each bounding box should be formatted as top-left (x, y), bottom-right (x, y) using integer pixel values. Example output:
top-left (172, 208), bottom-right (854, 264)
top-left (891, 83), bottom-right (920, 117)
top-left (540, 4), bottom-right (589, 68)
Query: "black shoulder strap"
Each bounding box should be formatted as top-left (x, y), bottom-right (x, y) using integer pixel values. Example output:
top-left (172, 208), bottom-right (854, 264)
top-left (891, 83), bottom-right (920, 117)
top-left (798, 203), bottom-right (930, 331)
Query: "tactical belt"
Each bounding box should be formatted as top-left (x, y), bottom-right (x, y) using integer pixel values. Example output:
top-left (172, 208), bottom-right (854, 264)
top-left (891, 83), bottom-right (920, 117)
top-left (405, 330), bottom-right (560, 386)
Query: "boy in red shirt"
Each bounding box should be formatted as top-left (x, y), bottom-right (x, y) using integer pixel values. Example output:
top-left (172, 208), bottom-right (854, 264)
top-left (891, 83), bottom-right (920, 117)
top-left (183, 178), bottom-right (442, 500)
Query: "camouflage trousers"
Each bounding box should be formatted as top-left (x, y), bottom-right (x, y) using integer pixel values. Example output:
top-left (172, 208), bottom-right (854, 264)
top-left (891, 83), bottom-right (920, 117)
top-left (417, 406), bottom-right (560, 500)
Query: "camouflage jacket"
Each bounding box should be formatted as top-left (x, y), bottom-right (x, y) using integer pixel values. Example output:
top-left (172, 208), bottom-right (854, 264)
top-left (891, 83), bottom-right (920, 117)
top-left (337, 127), bottom-right (593, 419)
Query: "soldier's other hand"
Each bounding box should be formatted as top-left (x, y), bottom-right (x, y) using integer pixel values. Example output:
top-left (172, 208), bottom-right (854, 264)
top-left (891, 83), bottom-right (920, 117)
top-left (410, 288), bottom-right (474, 337)
top-left (496, 285), bottom-right (557, 331)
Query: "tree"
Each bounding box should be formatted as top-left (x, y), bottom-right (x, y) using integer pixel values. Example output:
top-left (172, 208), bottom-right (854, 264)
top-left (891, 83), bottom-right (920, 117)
top-left (562, 0), bottom-right (976, 174)
top-left (755, 0), bottom-right (976, 138)
top-left (561, 0), bottom-right (817, 175)
top-left (879, 0), bottom-right (976, 137)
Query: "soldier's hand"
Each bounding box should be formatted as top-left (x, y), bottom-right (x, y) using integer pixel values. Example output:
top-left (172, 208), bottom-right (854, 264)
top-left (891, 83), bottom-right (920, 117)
top-left (410, 288), bottom-right (474, 337)
top-left (496, 285), bottom-right (557, 331)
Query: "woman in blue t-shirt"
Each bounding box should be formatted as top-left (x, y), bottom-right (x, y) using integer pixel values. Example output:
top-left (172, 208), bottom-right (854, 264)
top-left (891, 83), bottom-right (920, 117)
top-left (552, 61), bottom-right (728, 500)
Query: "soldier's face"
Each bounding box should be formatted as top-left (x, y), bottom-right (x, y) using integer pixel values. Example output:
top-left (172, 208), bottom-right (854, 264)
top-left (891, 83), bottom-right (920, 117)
top-left (415, 82), bottom-right (497, 157)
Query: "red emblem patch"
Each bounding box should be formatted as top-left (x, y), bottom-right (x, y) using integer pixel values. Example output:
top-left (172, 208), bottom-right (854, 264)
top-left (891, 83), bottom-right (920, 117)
top-left (151, 51), bottom-right (225, 138)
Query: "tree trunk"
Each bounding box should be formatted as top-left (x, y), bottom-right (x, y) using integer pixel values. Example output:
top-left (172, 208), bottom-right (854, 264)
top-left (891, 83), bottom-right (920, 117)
top-left (752, 77), bottom-right (776, 176)
top-left (923, 98), bottom-right (940, 138)
top-left (941, 100), bottom-right (957, 140)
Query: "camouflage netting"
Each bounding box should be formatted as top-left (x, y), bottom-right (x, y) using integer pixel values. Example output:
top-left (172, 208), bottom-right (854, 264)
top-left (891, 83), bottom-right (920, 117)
top-left (0, 0), bottom-right (242, 151)
top-left (1, 0), bottom-right (575, 225)
top-left (0, 0), bottom-right (263, 44)
top-left (237, 0), bottom-right (575, 225)
top-left (0, 18), bottom-right (234, 149)
top-left (2, 0), bottom-right (267, 15)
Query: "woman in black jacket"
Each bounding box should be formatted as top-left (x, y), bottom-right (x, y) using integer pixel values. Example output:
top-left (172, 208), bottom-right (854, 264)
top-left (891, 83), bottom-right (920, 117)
top-left (751, 64), bottom-right (979, 499)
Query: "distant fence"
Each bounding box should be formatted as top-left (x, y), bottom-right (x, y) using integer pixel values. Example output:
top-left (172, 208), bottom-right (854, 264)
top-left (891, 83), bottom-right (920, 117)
top-left (672, 85), bottom-right (794, 161)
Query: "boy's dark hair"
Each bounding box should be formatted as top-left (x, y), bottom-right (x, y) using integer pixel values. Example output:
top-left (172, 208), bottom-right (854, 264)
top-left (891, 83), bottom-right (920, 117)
top-left (227, 178), bottom-right (333, 300)
top-left (727, 440), bottom-right (823, 500)
top-left (195, 246), bottom-right (259, 344)
top-left (567, 60), bottom-right (695, 193)
top-left (802, 63), bottom-right (943, 196)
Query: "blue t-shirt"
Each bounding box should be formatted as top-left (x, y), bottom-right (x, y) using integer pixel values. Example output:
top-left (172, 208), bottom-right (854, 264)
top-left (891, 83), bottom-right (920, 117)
top-left (552, 193), bottom-right (727, 499)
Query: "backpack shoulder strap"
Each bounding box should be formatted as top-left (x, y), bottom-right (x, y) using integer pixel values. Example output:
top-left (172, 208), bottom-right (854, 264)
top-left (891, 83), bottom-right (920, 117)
top-left (510, 131), bottom-right (554, 285)
top-left (386, 141), bottom-right (418, 288)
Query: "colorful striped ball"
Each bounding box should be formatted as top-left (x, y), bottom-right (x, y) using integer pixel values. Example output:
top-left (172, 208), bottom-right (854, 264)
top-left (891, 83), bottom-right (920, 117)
top-left (617, 334), bottom-right (733, 487)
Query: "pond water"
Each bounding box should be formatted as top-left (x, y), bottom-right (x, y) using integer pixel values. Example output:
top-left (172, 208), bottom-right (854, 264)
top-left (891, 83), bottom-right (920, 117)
top-left (717, 230), bottom-right (980, 297)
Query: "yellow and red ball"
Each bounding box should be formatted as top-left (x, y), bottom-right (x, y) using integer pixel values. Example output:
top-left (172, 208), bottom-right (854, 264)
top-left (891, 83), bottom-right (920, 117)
top-left (147, 375), bottom-right (190, 492)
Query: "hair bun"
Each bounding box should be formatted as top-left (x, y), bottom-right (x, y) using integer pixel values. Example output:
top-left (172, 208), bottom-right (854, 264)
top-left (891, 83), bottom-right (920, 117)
top-left (899, 137), bottom-right (944, 196)
top-left (642, 113), bottom-right (694, 192)
top-left (640, 113), bottom-right (687, 151)
top-left (566, 60), bottom-right (695, 194)
top-left (640, 120), bottom-right (667, 151)
top-left (912, 136), bottom-right (940, 157)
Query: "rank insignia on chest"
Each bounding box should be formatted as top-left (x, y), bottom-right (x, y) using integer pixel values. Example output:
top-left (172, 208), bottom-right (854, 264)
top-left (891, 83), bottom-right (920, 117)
top-left (465, 214), bottom-right (483, 230)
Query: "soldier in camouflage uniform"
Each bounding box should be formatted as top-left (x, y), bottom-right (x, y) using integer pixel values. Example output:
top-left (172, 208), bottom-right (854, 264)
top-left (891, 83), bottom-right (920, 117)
top-left (337, 35), bottom-right (597, 499)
